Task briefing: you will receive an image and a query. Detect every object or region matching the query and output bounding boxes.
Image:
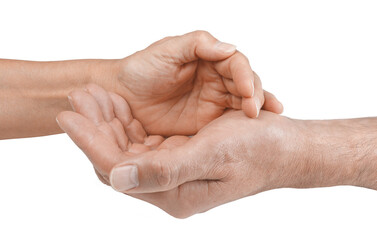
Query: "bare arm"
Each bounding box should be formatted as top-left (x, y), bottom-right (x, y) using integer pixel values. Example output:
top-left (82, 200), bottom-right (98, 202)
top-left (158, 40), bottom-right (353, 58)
top-left (0, 59), bottom-right (118, 139)
top-left (294, 117), bottom-right (377, 190)
top-left (0, 31), bottom-right (283, 140)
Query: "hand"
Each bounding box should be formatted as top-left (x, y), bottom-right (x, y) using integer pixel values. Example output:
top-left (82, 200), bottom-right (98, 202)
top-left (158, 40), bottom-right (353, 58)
top-left (108, 31), bottom-right (283, 136)
top-left (57, 84), bottom-right (299, 218)
top-left (58, 84), bottom-right (371, 218)
top-left (59, 84), bottom-right (189, 184)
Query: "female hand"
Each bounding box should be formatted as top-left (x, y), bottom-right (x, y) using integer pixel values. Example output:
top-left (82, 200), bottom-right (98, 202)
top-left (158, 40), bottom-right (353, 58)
top-left (0, 31), bottom-right (282, 139)
top-left (109, 30), bottom-right (283, 136)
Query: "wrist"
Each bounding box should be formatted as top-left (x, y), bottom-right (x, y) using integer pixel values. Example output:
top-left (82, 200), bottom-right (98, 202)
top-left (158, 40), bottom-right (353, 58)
top-left (88, 59), bottom-right (122, 93)
top-left (291, 118), bottom-right (377, 189)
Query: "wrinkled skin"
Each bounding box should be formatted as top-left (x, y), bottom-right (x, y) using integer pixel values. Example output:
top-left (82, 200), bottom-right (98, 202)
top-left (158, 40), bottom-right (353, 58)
top-left (111, 30), bottom-right (283, 136)
top-left (57, 84), bottom-right (301, 218)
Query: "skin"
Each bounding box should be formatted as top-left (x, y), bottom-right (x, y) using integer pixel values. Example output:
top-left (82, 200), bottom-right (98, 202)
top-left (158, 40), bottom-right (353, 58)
top-left (57, 85), bottom-right (377, 219)
top-left (0, 30), bottom-right (283, 139)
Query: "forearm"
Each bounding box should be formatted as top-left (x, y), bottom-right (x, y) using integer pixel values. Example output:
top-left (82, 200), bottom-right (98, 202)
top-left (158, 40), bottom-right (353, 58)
top-left (290, 118), bottom-right (377, 190)
top-left (0, 59), bottom-right (120, 139)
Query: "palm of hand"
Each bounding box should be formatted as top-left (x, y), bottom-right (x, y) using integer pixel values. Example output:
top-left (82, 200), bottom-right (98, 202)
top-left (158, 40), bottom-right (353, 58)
top-left (59, 84), bottom-right (189, 181)
top-left (116, 34), bottom-right (257, 136)
top-left (120, 56), bottom-right (234, 136)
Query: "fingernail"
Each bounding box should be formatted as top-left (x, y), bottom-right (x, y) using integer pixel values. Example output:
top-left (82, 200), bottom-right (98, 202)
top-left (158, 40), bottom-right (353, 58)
top-left (215, 41), bottom-right (237, 53)
top-left (278, 101), bottom-right (284, 113)
top-left (67, 95), bottom-right (75, 111)
top-left (254, 98), bottom-right (261, 117)
top-left (251, 80), bottom-right (255, 97)
top-left (110, 165), bottom-right (139, 192)
top-left (56, 116), bottom-right (66, 132)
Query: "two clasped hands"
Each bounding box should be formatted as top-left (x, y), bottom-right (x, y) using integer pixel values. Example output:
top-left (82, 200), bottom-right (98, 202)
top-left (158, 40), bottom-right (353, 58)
top-left (2, 31), bottom-right (376, 218)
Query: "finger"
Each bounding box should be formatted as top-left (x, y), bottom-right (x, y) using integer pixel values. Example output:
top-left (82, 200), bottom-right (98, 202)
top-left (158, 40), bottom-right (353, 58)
top-left (242, 72), bottom-right (265, 118)
top-left (109, 145), bottom-right (215, 193)
top-left (222, 77), bottom-right (241, 97)
top-left (108, 92), bottom-right (134, 148)
top-left (108, 92), bottom-right (133, 128)
top-left (154, 30), bottom-right (237, 64)
top-left (108, 92), bottom-right (147, 144)
top-left (213, 51), bottom-right (254, 98)
top-left (144, 135), bottom-right (165, 150)
top-left (225, 94), bottom-right (242, 110)
top-left (262, 90), bottom-right (284, 114)
top-left (125, 119), bottom-right (147, 144)
top-left (128, 143), bottom-right (150, 154)
top-left (82, 86), bottom-right (130, 151)
top-left (57, 111), bottom-right (122, 176)
top-left (68, 90), bottom-right (104, 124)
top-left (85, 83), bottom-right (115, 122)
top-left (109, 118), bottom-right (129, 151)
top-left (157, 136), bottom-right (189, 150)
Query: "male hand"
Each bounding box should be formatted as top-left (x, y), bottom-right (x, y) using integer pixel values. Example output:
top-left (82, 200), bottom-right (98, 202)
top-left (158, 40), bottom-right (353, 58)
top-left (57, 84), bottom-right (303, 218)
top-left (107, 31), bottom-right (283, 136)
top-left (58, 84), bottom-right (373, 218)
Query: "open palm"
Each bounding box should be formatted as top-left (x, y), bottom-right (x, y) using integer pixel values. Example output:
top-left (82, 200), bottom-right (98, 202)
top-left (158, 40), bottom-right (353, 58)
top-left (60, 84), bottom-right (189, 182)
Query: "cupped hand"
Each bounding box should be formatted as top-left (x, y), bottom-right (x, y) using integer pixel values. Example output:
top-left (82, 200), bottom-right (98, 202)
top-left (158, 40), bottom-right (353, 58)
top-left (58, 84), bottom-right (188, 182)
top-left (111, 30), bottom-right (283, 136)
top-left (57, 84), bottom-right (301, 218)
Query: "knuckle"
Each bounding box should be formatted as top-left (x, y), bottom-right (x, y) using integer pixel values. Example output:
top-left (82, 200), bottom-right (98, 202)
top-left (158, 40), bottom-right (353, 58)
top-left (232, 51), bottom-right (250, 66)
top-left (147, 36), bottom-right (174, 49)
top-left (152, 159), bottom-right (173, 188)
top-left (238, 52), bottom-right (250, 65)
top-left (157, 36), bottom-right (175, 45)
top-left (192, 30), bottom-right (211, 41)
top-left (161, 36), bottom-right (173, 42)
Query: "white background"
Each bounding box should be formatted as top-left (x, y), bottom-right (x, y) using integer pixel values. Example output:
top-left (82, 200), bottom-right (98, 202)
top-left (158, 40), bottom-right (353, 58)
top-left (1, 0), bottom-right (376, 239)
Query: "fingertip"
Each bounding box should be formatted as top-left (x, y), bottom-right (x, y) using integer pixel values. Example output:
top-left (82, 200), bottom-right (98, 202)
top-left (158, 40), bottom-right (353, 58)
top-left (110, 164), bottom-right (139, 193)
top-left (250, 71), bottom-right (256, 98)
top-left (262, 100), bottom-right (284, 114)
top-left (56, 114), bottom-right (63, 129)
top-left (56, 110), bottom-right (70, 123)
top-left (214, 41), bottom-right (237, 55)
top-left (56, 111), bottom-right (75, 132)
top-left (242, 97), bottom-right (258, 118)
top-left (67, 89), bottom-right (87, 112)
top-left (262, 90), bottom-right (284, 114)
top-left (275, 101), bottom-right (284, 114)
top-left (84, 83), bottom-right (100, 92)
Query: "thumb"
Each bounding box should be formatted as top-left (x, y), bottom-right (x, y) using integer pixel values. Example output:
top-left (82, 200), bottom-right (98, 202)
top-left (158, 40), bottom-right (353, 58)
top-left (109, 145), bottom-right (211, 193)
top-left (153, 30), bottom-right (237, 63)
